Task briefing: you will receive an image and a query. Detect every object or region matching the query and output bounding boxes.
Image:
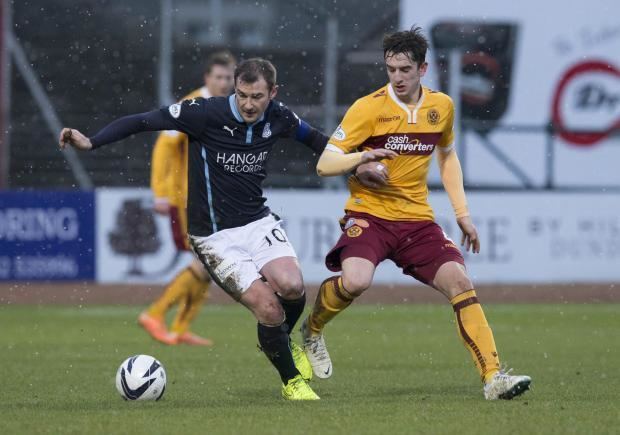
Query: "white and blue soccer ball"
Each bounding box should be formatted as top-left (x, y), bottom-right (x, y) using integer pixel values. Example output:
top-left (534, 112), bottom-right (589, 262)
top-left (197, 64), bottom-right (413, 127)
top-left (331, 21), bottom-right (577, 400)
top-left (115, 355), bottom-right (167, 401)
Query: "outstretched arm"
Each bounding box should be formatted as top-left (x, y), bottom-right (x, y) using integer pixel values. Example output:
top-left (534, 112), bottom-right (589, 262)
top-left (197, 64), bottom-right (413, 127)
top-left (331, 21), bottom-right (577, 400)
top-left (59, 110), bottom-right (176, 151)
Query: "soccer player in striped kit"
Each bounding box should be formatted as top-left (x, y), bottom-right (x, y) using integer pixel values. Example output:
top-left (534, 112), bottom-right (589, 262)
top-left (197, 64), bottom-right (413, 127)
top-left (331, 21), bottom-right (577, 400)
top-left (301, 26), bottom-right (531, 400)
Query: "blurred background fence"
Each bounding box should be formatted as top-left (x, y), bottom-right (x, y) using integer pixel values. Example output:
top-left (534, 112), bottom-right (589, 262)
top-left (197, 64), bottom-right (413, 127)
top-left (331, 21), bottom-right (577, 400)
top-left (1, 0), bottom-right (619, 287)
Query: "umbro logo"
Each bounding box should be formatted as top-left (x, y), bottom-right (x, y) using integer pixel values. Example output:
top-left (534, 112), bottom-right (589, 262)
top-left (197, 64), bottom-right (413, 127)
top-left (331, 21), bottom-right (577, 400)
top-left (223, 125), bottom-right (238, 136)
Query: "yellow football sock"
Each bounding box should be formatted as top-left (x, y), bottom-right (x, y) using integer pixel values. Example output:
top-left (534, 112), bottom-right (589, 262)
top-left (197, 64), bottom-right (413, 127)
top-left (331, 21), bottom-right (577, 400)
top-left (451, 290), bottom-right (501, 383)
top-left (170, 278), bottom-right (209, 334)
top-left (147, 267), bottom-right (199, 319)
top-left (308, 276), bottom-right (355, 335)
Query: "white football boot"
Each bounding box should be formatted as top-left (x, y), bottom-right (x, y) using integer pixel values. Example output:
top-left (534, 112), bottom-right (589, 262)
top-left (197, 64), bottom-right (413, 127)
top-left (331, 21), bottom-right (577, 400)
top-left (300, 318), bottom-right (333, 379)
top-left (484, 369), bottom-right (531, 400)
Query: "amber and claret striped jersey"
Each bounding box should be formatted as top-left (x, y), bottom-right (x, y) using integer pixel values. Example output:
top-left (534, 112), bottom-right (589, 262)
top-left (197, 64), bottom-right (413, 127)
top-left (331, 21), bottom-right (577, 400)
top-left (150, 87), bottom-right (210, 208)
top-left (328, 83), bottom-right (455, 221)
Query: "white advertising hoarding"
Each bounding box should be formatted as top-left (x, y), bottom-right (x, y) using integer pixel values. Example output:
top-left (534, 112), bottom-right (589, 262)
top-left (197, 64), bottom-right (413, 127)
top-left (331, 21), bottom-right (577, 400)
top-left (400, 1), bottom-right (620, 188)
top-left (96, 188), bottom-right (620, 284)
top-left (96, 188), bottom-right (193, 283)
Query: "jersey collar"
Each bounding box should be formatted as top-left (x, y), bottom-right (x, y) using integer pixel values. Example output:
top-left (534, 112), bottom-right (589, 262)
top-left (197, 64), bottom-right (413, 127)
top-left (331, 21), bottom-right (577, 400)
top-left (387, 83), bottom-right (425, 124)
top-left (228, 94), bottom-right (266, 125)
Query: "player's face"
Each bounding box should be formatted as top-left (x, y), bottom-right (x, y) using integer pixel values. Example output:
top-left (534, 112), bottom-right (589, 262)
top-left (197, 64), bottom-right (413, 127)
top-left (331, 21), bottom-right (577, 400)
top-left (234, 77), bottom-right (277, 124)
top-left (385, 51), bottom-right (427, 104)
top-left (204, 64), bottom-right (235, 97)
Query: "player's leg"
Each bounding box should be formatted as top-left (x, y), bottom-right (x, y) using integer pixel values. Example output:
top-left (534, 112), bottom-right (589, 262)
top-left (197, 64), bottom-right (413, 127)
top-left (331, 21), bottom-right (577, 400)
top-left (170, 259), bottom-right (213, 346)
top-left (308, 256), bottom-right (374, 335)
top-left (396, 221), bottom-right (530, 399)
top-left (237, 278), bottom-right (316, 400)
top-left (189, 224), bottom-right (318, 400)
top-left (301, 214), bottom-right (392, 378)
top-left (254, 217), bottom-right (312, 381)
top-left (260, 256), bottom-right (305, 332)
top-left (301, 256), bottom-right (375, 379)
top-left (138, 206), bottom-right (192, 344)
top-left (433, 262), bottom-right (531, 399)
top-left (433, 262), bottom-right (501, 382)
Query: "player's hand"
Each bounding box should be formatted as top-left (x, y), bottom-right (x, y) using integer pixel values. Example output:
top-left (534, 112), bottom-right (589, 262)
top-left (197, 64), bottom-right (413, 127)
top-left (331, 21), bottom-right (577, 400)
top-left (153, 199), bottom-right (171, 215)
top-left (457, 216), bottom-right (480, 253)
top-left (59, 128), bottom-right (92, 150)
top-left (355, 161), bottom-right (389, 189)
top-left (361, 148), bottom-right (397, 163)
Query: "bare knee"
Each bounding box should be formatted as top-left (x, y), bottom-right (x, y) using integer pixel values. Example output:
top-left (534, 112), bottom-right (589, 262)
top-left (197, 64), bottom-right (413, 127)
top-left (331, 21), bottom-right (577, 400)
top-left (433, 262), bottom-right (473, 299)
top-left (341, 272), bottom-right (372, 297)
top-left (273, 273), bottom-right (305, 299)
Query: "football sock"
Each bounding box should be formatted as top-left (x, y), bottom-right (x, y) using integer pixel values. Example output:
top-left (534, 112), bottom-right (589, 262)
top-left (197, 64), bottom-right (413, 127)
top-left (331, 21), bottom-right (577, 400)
top-left (450, 290), bottom-right (501, 383)
top-left (257, 322), bottom-right (299, 383)
top-left (308, 276), bottom-right (355, 335)
top-left (147, 267), bottom-right (201, 320)
top-left (170, 278), bottom-right (210, 334)
top-left (275, 292), bottom-right (306, 334)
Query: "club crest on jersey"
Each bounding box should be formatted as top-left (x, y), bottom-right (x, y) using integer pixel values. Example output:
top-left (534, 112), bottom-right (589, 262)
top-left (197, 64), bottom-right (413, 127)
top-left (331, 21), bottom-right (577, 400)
top-left (333, 124), bottom-right (346, 141)
top-left (347, 226), bottom-right (363, 238)
top-left (262, 122), bottom-right (272, 138)
top-left (168, 103), bottom-right (181, 119)
top-left (427, 108), bottom-right (440, 125)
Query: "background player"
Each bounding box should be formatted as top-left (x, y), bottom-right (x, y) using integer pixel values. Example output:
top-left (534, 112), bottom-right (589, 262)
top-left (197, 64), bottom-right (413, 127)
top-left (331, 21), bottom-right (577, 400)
top-left (301, 26), bottom-right (532, 400)
top-left (139, 51), bottom-right (236, 346)
top-left (59, 58), bottom-right (390, 400)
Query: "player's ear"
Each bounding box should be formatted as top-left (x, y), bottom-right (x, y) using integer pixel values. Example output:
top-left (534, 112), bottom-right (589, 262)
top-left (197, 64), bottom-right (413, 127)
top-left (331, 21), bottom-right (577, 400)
top-left (418, 62), bottom-right (428, 77)
top-left (269, 84), bottom-right (278, 100)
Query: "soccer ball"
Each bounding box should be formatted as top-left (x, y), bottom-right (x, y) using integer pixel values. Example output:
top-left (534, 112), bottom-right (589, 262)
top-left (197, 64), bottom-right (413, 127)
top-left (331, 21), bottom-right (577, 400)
top-left (115, 355), bottom-right (167, 401)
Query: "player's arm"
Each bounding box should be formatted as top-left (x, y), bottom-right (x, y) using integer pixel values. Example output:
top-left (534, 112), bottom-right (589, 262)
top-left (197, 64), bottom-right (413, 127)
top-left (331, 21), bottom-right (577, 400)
top-left (314, 99), bottom-right (396, 176)
top-left (150, 131), bottom-right (180, 215)
top-left (316, 146), bottom-right (396, 176)
top-left (436, 102), bottom-right (480, 253)
top-left (59, 110), bottom-right (176, 150)
top-left (59, 98), bottom-right (207, 151)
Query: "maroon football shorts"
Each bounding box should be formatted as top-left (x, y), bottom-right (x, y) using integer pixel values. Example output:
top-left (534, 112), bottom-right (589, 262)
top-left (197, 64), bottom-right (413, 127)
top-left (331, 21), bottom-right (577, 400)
top-left (325, 212), bottom-right (464, 285)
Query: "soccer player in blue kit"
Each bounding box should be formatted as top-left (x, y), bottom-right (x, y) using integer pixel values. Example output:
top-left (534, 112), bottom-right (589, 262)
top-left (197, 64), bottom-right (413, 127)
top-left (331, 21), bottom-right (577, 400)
top-left (59, 58), bottom-right (391, 400)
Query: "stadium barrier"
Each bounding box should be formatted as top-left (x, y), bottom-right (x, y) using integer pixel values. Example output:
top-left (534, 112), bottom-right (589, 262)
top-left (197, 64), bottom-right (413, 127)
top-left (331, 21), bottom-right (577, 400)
top-left (1, 189), bottom-right (619, 284)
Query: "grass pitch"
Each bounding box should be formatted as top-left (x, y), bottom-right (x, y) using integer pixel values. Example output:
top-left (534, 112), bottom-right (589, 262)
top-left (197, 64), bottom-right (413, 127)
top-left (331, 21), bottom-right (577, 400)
top-left (1, 303), bottom-right (618, 434)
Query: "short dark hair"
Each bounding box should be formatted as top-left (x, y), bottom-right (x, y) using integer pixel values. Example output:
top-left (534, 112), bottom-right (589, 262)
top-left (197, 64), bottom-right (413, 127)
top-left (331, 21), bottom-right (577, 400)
top-left (383, 25), bottom-right (428, 65)
top-left (205, 50), bottom-right (236, 75)
top-left (234, 58), bottom-right (277, 90)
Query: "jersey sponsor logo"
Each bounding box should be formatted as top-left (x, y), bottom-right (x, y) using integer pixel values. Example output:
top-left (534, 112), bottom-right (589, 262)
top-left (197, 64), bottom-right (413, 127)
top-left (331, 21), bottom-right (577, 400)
top-left (377, 115), bottom-right (401, 123)
top-left (223, 125), bottom-right (238, 136)
top-left (427, 108), bottom-right (440, 125)
top-left (262, 122), bottom-right (272, 138)
top-left (216, 151), bottom-right (269, 173)
top-left (384, 135), bottom-right (436, 154)
top-left (362, 133), bottom-right (442, 155)
top-left (332, 124), bottom-right (346, 141)
top-left (168, 103), bottom-right (181, 119)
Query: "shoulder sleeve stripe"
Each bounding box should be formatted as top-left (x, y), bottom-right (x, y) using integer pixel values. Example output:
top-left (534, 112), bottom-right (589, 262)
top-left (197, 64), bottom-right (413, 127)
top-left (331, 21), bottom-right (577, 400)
top-left (295, 120), bottom-right (311, 141)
